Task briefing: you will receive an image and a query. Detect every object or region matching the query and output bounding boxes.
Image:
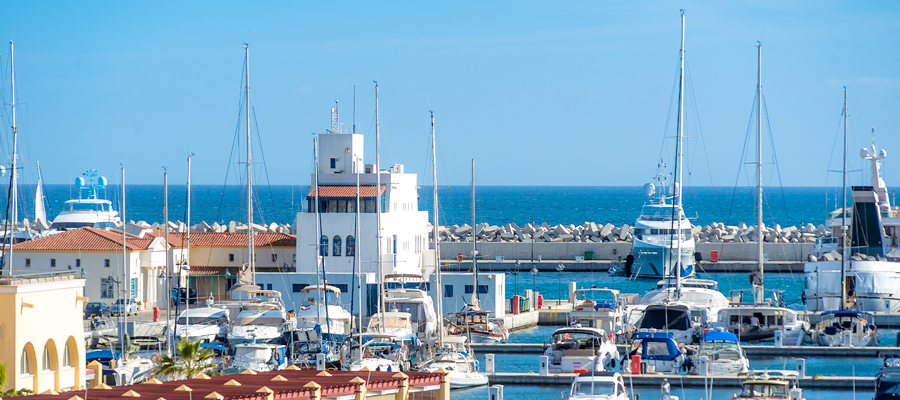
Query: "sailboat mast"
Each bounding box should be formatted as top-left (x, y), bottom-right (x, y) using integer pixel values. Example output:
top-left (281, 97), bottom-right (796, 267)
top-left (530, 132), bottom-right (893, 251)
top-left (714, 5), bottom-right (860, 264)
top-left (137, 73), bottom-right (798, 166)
top-left (471, 159), bottom-right (479, 309)
top-left (431, 112), bottom-right (443, 347)
top-left (756, 42), bottom-right (764, 304)
top-left (9, 40), bottom-right (17, 275)
top-left (313, 137), bottom-right (322, 322)
top-left (244, 44), bottom-right (255, 284)
top-left (841, 87), bottom-right (848, 309)
top-left (120, 164), bottom-right (128, 359)
top-left (674, 11), bottom-right (685, 298)
top-left (186, 155), bottom-right (192, 319)
top-left (355, 147), bottom-right (362, 350)
top-left (375, 82), bottom-right (385, 329)
top-left (164, 169), bottom-right (171, 355)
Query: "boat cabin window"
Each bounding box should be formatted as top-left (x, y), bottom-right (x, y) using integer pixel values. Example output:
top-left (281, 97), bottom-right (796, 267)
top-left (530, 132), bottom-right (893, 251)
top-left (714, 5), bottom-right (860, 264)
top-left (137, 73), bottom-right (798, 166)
top-left (646, 341), bottom-right (673, 356)
top-left (177, 316), bottom-right (225, 325)
top-left (388, 302), bottom-right (428, 322)
top-left (572, 381), bottom-right (617, 396)
top-left (235, 315), bottom-right (284, 326)
top-left (552, 331), bottom-right (605, 346)
top-left (741, 383), bottom-right (787, 398)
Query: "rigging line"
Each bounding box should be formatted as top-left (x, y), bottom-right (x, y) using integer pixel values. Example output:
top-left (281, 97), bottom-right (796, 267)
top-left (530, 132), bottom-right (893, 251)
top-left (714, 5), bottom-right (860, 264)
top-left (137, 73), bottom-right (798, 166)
top-left (724, 93), bottom-right (758, 227)
top-left (824, 108), bottom-right (846, 210)
top-left (762, 94), bottom-right (792, 224)
top-left (685, 59), bottom-right (712, 186)
top-left (250, 104), bottom-right (279, 224)
top-left (216, 58), bottom-right (249, 225)
top-left (658, 56), bottom-right (682, 168)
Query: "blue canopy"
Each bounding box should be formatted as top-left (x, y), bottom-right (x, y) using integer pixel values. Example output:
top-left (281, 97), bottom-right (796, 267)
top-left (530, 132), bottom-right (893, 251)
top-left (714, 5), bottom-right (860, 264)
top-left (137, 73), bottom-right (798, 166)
top-left (703, 331), bottom-right (739, 342)
top-left (633, 331), bottom-right (674, 340)
top-left (637, 335), bottom-right (681, 361)
top-left (86, 349), bottom-right (120, 363)
top-left (821, 310), bottom-right (875, 319)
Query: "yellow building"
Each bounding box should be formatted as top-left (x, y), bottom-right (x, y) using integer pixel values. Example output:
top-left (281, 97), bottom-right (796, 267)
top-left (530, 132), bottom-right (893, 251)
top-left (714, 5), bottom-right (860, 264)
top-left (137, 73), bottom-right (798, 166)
top-left (0, 271), bottom-right (86, 393)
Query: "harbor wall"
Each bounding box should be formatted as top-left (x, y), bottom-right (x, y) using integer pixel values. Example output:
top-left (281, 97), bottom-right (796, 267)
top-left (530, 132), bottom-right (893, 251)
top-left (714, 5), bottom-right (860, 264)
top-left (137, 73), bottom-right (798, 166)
top-left (438, 242), bottom-right (814, 262)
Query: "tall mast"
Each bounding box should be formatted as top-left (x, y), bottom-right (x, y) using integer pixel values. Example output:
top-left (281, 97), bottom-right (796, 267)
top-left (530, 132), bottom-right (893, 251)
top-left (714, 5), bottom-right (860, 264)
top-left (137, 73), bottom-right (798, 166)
top-left (120, 164), bottom-right (128, 360)
top-left (431, 112), bottom-right (444, 347)
top-left (8, 40), bottom-right (17, 275)
top-left (674, 10), bottom-right (685, 298)
top-left (244, 44), bottom-right (255, 284)
top-left (164, 169), bottom-right (171, 355)
top-left (186, 155), bottom-right (192, 319)
top-left (471, 159), bottom-right (479, 310)
top-left (755, 42), bottom-right (764, 304)
top-left (355, 146), bottom-right (362, 350)
top-left (313, 137), bottom-right (322, 323)
top-left (841, 87), bottom-right (848, 310)
top-left (375, 82), bottom-right (385, 329)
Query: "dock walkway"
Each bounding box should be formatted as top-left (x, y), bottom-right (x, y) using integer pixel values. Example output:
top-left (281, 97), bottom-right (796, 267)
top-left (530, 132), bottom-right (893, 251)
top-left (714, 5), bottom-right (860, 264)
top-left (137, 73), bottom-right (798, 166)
top-left (486, 372), bottom-right (874, 389)
top-left (472, 343), bottom-right (900, 357)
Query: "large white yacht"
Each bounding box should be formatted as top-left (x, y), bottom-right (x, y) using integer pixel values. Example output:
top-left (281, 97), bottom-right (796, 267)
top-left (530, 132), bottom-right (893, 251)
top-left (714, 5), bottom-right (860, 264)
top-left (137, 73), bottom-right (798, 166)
top-left (49, 169), bottom-right (120, 231)
top-left (804, 142), bottom-right (900, 312)
top-left (227, 290), bottom-right (292, 344)
top-left (293, 284), bottom-right (353, 340)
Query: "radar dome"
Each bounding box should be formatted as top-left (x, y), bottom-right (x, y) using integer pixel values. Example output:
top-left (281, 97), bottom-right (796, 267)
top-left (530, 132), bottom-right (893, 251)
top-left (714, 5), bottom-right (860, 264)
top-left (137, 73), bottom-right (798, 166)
top-left (0, 166), bottom-right (5, 177)
top-left (671, 182), bottom-right (681, 196)
top-left (642, 183), bottom-right (655, 197)
top-left (98, 176), bottom-right (108, 188)
top-left (860, 148), bottom-right (870, 158)
top-left (75, 177), bottom-right (85, 188)
top-left (880, 149), bottom-right (887, 158)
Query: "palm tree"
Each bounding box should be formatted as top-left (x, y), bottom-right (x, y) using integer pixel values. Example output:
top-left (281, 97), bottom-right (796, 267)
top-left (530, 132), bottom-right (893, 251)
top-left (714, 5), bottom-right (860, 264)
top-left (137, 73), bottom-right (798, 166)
top-left (0, 364), bottom-right (34, 397)
top-left (154, 338), bottom-right (220, 379)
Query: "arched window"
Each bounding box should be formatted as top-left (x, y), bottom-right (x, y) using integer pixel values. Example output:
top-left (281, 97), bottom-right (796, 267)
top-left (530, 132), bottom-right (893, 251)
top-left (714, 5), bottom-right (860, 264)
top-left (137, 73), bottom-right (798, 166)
top-left (42, 345), bottom-right (51, 371)
top-left (333, 236), bottom-right (342, 257)
top-left (346, 235), bottom-right (355, 257)
top-left (63, 342), bottom-right (72, 367)
top-left (320, 235), bottom-right (328, 257)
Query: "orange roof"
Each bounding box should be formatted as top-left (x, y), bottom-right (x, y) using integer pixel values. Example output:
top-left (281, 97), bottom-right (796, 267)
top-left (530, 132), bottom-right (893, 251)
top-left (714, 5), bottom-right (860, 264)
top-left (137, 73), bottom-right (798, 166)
top-left (173, 232), bottom-right (296, 248)
top-left (13, 227), bottom-right (181, 252)
top-left (306, 185), bottom-right (385, 198)
top-left (188, 266), bottom-right (290, 276)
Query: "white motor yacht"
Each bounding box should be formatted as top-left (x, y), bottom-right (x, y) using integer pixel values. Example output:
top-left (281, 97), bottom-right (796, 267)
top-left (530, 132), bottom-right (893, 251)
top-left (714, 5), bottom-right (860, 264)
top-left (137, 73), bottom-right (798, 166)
top-left (569, 288), bottom-right (627, 339)
top-left (733, 370), bottom-right (805, 400)
top-left (622, 332), bottom-right (684, 374)
top-left (224, 342), bottom-right (287, 374)
top-left (364, 311), bottom-right (416, 340)
top-left (690, 331), bottom-right (749, 376)
top-left (173, 307), bottom-right (229, 343)
top-left (227, 290), bottom-right (291, 344)
top-left (708, 306), bottom-right (810, 345)
top-left (383, 287), bottom-right (438, 339)
top-left (813, 310), bottom-right (879, 347)
top-left (563, 371), bottom-right (629, 400)
top-left (632, 303), bottom-right (700, 345)
top-left (346, 333), bottom-right (407, 372)
top-left (638, 279), bottom-right (729, 323)
top-left (418, 335), bottom-right (488, 389)
top-left (48, 169), bottom-right (121, 232)
top-left (294, 284), bottom-right (352, 340)
top-left (545, 327), bottom-right (619, 374)
top-left (804, 143), bottom-right (900, 313)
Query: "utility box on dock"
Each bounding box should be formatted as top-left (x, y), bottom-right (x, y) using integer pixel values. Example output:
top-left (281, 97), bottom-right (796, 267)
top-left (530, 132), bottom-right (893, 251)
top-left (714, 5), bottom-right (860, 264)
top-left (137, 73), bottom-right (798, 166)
top-left (489, 385), bottom-right (504, 400)
top-left (539, 356), bottom-right (549, 376)
top-left (585, 251), bottom-right (595, 260)
top-left (774, 330), bottom-right (783, 348)
top-left (485, 354), bottom-right (495, 373)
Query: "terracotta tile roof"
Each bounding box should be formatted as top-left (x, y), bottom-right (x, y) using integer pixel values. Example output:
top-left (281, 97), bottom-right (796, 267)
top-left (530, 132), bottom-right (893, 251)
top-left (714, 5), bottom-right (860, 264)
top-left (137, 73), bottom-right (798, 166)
top-left (13, 227), bottom-right (181, 252)
top-left (188, 266), bottom-right (290, 276)
top-left (173, 232), bottom-right (296, 248)
top-left (306, 185), bottom-right (385, 198)
top-left (24, 368), bottom-right (445, 400)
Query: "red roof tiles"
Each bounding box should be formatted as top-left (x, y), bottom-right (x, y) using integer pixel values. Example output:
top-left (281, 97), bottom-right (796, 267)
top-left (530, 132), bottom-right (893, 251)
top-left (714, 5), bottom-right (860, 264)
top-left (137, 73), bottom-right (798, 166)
top-left (13, 227), bottom-right (181, 252)
top-left (306, 185), bottom-right (385, 198)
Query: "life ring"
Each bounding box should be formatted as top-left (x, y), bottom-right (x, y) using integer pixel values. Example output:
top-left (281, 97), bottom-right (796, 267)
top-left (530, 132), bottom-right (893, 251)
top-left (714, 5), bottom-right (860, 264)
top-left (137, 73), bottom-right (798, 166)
top-left (151, 354), bottom-right (160, 363)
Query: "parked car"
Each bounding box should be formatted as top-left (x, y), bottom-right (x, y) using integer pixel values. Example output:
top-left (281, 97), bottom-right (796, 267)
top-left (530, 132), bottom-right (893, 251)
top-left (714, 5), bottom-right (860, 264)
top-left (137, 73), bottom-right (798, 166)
top-left (110, 299), bottom-right (139, 316)
top-left (84, 302), bottom-right (109, 319)
top-left (171, 287), bottom-right (198, 305)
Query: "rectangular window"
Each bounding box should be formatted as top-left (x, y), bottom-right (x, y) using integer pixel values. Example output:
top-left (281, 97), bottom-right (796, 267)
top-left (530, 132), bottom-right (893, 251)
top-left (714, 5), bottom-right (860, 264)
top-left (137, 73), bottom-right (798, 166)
top-left (465, 285), bottom-right (490, 294)
top-left (25, 258), bottom-right (30, 267)
top-left (76, 259), bottom-right (81, 267)
top-left (444, 285), bottom-right (454, 298)
top-left (330, 158), bottom-right (336, 168)
top-left (334, 284), bottom-right (349, 293)
top-left (229, 254), bottom-right (235, 262)
top-left (50, 259), bottom-right (56, 267)
top-left (292, 284), bottom-right (306, 293)
top-left (266, 284), bottom-right (273, 290)
top-left (101, 279), bottom-right (114, 298)
top-left (105, 259), bottom-right (110, 268)
top-left (271, 254), bottom-right (277, 262)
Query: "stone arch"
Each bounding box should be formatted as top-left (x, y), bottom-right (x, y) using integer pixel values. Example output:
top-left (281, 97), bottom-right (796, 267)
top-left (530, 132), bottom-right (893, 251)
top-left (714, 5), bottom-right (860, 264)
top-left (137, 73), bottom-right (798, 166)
top-left (42, 338), bottom-right (60, 391)
top-left (21, 342), bottom-right (37, 390)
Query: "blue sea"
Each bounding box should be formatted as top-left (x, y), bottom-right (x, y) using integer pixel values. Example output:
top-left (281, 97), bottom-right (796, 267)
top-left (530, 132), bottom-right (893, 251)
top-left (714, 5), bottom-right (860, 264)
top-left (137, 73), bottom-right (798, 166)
top-left (9, 184), bottom-right (895, 229)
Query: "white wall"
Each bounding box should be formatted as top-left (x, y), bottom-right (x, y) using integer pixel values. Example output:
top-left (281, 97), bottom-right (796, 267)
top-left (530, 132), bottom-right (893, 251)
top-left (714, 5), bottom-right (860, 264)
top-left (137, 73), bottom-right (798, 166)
top-left (434, 273), bottom-right (506, 319)
top-left (14, 251), bottom-right (143, 304)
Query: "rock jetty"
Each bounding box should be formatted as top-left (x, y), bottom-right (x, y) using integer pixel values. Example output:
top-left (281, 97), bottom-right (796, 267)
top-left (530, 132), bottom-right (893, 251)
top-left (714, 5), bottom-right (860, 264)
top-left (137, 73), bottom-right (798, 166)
top-left (435, 221), bottom-right (830, 244)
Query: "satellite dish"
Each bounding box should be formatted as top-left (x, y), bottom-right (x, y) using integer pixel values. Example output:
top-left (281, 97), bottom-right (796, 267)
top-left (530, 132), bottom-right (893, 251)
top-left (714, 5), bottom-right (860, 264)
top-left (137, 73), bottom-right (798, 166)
top-left (98, 176), bottom-right (108, 188)
top-left (75, 176), bottom-right (85, 188)
top-left (860, 148), bottom-right (870, 158)
top-left (0, 165), bottom-right (6, 177)
top-left (642, 183), bottom-right (655, 197)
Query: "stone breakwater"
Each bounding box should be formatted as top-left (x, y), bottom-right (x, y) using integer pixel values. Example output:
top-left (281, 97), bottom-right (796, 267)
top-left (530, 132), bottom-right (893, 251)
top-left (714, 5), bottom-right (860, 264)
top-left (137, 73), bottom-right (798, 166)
top-left (436, 221), bottom-right (830, 244)
top-left (14, 218), bottom-right (294, 235)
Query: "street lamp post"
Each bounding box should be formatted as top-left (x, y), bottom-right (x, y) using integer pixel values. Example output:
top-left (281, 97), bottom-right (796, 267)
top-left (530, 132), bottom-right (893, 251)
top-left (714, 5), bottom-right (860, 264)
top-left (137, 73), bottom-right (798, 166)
top-left (557, 263), bottom-right (565, 304)
top-left (512, 261), bottom-right (520, 298)
top-left (530, 266), bottom-right (538, 297)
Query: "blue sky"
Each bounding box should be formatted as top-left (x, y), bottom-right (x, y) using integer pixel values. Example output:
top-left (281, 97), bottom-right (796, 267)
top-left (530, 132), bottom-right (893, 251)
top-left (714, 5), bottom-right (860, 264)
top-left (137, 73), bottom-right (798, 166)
top-left (0, 1), bottom-right (898, 187)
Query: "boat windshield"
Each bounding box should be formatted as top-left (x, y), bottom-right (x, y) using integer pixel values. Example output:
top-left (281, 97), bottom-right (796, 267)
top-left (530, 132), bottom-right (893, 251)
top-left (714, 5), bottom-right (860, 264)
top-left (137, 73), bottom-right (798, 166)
top-left (235, 315), bottom-right (284, 326)
top-left (64, 202), bottom-right (110, 212)
top-left (176, 316), bottom-right (224, 325)
top-left (551, 331), bottom-right (604, 344)
top-left (701, 341), bottom-right (740, 354)
top-left (572, 381), bottom-right (616, 396)
top-left (387, 302), bottom-right (428, 322)
top-left (740, 383), bottom-right (787, 398)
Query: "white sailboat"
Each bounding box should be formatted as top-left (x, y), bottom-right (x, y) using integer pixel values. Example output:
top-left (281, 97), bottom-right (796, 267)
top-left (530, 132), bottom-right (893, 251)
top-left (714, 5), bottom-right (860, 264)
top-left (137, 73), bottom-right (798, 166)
top-left (629, 11), bottom-right (695, 281)
top-left (416, 112), bottom-right (488, 388)
top-left (709, 42), bottom-right (810, 345)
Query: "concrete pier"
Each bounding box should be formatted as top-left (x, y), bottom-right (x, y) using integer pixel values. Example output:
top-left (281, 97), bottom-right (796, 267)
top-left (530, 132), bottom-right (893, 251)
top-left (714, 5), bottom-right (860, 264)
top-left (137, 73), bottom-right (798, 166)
top-left (442, 259), bottom-right (804, 273)
top-left (485, 372), bottom-right (874, 389)
top-left (472, 343), bottom-right (900, 357)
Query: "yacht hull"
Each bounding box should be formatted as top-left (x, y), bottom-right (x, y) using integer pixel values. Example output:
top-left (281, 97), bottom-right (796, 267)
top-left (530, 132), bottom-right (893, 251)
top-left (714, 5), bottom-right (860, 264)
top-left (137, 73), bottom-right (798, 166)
top-left (631, 240), bottom-right (695, 279)
top-left (804, 260), bottom-right (900, 313)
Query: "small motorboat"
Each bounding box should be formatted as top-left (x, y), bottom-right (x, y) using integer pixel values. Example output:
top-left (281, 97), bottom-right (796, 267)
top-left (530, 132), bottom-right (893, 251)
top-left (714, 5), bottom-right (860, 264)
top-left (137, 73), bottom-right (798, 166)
top-left (813, 310), bottom-right (879, 347)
